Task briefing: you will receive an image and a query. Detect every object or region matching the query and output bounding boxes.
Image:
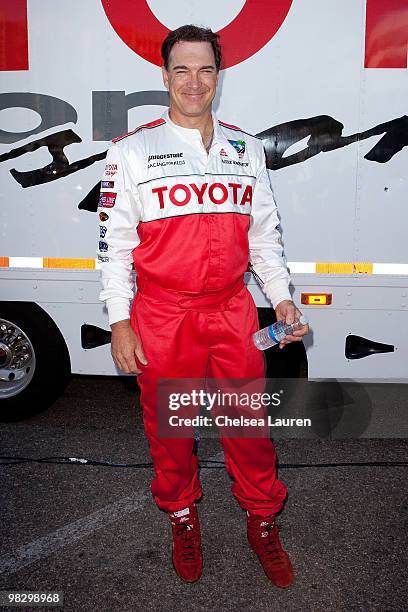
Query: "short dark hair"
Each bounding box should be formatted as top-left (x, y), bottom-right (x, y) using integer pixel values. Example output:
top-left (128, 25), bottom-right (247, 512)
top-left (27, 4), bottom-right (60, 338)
top-left (161, 25), bottom-right (222, 71)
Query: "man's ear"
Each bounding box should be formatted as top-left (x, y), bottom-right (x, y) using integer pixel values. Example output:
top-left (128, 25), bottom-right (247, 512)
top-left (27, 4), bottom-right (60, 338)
top-left (162, 66), bottom-right (169, 90)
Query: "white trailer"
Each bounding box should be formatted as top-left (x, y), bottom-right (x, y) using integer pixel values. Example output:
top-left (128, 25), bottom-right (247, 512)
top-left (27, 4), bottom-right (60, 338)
top-left (1, 0), bottom-right (407, 418)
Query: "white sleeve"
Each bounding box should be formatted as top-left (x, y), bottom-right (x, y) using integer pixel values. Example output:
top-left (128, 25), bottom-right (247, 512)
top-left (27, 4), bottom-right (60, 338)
top-left (97, 142), bottom-right (141, 326)
top-left (248, 149), bottom-right (291, 309)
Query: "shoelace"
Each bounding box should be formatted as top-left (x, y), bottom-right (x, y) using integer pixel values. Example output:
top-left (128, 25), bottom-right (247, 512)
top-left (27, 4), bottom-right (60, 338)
top-left (258, 523), bottom-right (286, 567)
top-left (173, 522), bottom-right (199, 562)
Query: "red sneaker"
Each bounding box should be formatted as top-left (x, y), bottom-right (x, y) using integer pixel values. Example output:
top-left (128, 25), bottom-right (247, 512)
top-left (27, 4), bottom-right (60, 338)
top-left (169, 505), bottom-right (202, 582)
top-left (247, 513), bottom-right (294, 588)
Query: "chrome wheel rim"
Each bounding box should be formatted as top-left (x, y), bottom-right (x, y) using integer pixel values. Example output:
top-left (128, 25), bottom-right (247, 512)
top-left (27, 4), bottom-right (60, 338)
top-left (0, 318), bottom-right (36, 399)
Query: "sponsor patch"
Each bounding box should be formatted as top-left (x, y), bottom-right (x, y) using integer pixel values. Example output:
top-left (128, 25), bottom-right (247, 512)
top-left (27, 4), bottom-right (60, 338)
top-left (99, 192), bottom-right (117, 208)
top-left (104, 163), bottom-right (118, 177)
top-left (99, 211), bottom-right (109, 222)
top-left (148, 160), bottom-right (185, 169)
top-left (99, 241), bottom-right (108, 252)
top-left (151, 181), bottom-right (253, 208)
top-left (101, 180), bottom-right (115, 188)
top-left (220, 148), bottom-right (228, 157)
top-left (221, 159), bottom-right (249, 167)
top-left (148, 152), bottom-right (183, 162)
top-left (228, 139), bottom-right (246, 159)
top-left (98, 254), bottom-right (110, 262)
top-left (99, 225), bottom-right (107, 238)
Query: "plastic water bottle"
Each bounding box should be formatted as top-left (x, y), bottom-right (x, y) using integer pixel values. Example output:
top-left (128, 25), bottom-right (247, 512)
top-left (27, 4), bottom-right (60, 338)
top-left (253, 315), bottom-right (308, 350)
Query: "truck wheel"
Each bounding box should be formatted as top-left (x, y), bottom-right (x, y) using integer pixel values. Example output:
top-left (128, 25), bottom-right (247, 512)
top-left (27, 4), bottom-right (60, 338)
top-left (0, 302), bottom-right (71, 421)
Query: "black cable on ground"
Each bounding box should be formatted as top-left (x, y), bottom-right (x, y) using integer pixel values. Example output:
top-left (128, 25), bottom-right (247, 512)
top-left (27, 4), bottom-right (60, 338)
top-left (0, 456), bottom-right (407, 468)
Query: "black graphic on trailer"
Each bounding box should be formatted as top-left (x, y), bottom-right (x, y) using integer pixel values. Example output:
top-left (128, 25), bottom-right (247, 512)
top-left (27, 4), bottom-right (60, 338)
top-left (0, 114), bottom-right (406, 211)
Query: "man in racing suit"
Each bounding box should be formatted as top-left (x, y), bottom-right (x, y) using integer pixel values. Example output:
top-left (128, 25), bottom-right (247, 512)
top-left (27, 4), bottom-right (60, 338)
top-left (98, 25), bottom-right (308, 587)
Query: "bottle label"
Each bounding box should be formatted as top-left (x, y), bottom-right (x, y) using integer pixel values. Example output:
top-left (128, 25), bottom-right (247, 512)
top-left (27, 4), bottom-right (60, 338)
top-left (267, 325), bottom-right (279, 343)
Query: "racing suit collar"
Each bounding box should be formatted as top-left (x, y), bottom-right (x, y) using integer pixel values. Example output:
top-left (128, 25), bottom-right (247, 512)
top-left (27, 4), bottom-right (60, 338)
top-left (162, 109), bottom-right (239, 159)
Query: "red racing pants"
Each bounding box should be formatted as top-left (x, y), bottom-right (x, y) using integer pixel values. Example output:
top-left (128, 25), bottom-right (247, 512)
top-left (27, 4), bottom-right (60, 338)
top-left (130, 277), bottom-right (287, 517)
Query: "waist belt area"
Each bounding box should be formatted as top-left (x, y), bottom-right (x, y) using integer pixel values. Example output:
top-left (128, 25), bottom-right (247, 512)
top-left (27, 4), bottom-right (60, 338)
top-left (136, 277), bottom-right (244, 311)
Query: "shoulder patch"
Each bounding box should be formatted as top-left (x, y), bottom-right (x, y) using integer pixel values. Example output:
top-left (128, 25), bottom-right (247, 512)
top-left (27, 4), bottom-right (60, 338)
top-left (112, 118), bottom-right (166, 143)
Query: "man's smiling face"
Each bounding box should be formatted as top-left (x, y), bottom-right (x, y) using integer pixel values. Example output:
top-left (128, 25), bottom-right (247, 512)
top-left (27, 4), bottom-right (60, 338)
top-left (162, 41), bottom-right (219, 122)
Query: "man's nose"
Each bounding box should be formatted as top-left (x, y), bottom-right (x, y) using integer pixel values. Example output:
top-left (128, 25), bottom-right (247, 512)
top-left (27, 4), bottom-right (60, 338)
top-left (188, 72), bottom-right (201, 88)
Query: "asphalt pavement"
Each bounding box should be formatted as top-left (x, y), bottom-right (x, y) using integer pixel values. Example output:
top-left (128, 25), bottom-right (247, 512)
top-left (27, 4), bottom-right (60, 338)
top-left (0, 375), bottom-right (407, 612)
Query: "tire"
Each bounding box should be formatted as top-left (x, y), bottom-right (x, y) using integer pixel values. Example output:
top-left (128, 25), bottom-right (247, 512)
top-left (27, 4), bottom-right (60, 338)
top-left (0, 302), bottom-right (71, 421)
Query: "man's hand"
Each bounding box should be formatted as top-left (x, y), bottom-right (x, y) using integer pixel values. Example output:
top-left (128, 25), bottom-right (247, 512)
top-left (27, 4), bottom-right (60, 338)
top-left (274, 299), bottom-right (309, 349)
top-left (110, 319), bottom-right (147, 374)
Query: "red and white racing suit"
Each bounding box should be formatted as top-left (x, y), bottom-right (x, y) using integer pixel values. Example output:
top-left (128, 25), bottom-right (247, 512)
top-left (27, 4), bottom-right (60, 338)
top-left (98, 110), bottom-right (291, 516)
